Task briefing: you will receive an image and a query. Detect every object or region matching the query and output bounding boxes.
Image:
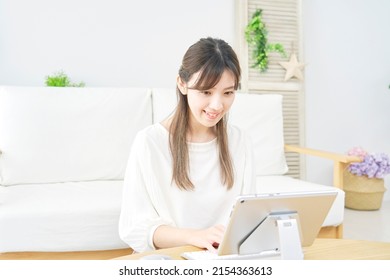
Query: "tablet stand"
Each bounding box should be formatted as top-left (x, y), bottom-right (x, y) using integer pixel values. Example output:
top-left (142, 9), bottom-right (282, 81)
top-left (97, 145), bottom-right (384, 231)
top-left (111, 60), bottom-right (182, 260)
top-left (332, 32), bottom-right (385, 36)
top-left (238, 212), bottom-right (304, 260)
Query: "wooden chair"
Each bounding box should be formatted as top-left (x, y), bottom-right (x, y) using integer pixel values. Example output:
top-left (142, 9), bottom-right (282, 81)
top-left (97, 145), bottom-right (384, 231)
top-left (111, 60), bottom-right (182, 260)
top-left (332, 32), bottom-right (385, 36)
top-left (285, 145), bottom-right (362, 238)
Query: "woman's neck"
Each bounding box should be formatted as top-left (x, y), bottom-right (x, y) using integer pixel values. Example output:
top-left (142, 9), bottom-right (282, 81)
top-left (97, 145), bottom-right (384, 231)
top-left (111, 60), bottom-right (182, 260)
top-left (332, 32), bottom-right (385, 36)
top-left (161, 117), bottom-right (216, 143)
top-left (186, 125), bottom-right (216, 143)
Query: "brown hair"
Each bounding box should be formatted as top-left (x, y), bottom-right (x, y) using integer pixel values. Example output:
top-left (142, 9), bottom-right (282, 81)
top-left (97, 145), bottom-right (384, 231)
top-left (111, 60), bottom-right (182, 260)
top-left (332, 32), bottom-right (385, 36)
top-left (169, 37), bottom-right (241, 190)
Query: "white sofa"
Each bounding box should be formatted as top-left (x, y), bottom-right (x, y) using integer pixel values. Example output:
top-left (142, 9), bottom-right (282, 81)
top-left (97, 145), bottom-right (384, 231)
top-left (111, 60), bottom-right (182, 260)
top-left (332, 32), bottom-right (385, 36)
top-left (0, 86), bottom-right (345, 253)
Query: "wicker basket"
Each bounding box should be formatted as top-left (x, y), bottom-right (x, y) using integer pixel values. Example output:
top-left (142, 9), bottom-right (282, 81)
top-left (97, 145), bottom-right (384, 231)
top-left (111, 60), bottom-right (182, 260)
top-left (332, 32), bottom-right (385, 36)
top-left (343, 170), bottom-right (386, 210)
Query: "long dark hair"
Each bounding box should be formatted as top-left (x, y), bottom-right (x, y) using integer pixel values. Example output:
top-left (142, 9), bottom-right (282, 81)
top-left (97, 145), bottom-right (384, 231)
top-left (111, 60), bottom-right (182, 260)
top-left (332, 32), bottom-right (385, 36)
top-left (169, 37), bottom-right (241, 190)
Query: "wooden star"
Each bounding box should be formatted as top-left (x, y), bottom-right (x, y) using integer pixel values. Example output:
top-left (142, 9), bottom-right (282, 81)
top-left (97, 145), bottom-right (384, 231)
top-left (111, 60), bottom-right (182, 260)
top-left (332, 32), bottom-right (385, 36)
top-left (279, 53), bottom-right (305, 81)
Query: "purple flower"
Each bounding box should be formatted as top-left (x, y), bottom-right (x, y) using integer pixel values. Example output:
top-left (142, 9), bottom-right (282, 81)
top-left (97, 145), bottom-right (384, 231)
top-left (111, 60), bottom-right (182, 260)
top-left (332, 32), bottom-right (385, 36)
top-left (347, 146), bottom-right (368, 158)
top-left (348, 150), bottom-right (390, 179)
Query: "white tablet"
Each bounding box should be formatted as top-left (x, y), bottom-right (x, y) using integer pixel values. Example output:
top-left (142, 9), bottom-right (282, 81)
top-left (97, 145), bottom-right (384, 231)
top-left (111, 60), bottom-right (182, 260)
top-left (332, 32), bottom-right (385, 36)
top-left (217, 190), bottom-right (338, 256)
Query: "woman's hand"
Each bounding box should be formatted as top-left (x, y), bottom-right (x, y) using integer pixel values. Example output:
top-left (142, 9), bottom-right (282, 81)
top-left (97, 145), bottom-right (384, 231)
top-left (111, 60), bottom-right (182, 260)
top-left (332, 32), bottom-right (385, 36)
top-left (187, 224), bottom-right (225, 252)
top-left (153, 224), bottom-right (225, 252)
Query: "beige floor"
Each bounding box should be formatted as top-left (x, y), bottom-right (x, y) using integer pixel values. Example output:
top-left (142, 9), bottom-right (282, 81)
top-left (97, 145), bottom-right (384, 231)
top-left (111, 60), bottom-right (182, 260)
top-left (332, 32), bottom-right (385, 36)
top-left (343, 200), bottom-right (390, 242)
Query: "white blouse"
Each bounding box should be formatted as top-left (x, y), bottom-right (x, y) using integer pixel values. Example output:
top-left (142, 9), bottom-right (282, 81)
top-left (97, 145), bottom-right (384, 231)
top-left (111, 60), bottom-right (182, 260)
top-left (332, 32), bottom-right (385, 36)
top-left (119, 123), bottom-right (255, 252)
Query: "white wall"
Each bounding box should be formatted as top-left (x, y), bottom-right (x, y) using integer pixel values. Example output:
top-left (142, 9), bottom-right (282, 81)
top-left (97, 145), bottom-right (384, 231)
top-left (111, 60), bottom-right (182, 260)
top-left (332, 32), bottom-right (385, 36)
top-left (302, 0), bottom-right (390, 200)
top-left (1, 0), bottom-right (389, 199)
top-left (0, 0), bottom-right (235, 87)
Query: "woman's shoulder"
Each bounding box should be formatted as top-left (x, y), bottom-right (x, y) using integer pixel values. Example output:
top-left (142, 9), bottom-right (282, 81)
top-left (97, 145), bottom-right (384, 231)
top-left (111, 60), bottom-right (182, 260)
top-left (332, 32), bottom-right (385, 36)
top-left (227, 123), bottom-right (252, 146)
top-left (227, 123), bottom-right (246, 138)
top-left (134, 123), bottom-right (169, 144)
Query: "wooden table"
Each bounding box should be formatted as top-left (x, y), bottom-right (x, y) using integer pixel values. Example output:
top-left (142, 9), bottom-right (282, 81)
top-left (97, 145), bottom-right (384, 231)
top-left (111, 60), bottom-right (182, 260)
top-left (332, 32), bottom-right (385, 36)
top-left (114, 238), bottom-right (390, 260)
top-left (2, 238), bottom-right (389, 260)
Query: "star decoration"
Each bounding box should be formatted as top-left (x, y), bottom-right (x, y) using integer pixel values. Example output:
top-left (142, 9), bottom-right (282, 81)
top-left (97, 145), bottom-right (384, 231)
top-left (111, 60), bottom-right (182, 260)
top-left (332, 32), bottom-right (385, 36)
top-left (279, 53), bottom-right (305, 81)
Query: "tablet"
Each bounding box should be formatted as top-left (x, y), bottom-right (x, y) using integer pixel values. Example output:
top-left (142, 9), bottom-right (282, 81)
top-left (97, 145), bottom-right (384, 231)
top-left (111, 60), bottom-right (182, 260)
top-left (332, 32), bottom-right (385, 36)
top-left (217, 190), bottom-right (338, 256)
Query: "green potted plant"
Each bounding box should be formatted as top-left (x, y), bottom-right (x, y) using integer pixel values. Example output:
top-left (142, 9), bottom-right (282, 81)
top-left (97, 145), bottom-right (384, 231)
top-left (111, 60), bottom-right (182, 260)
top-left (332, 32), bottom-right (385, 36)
top-left (45, 71), bottom-right (85, 87)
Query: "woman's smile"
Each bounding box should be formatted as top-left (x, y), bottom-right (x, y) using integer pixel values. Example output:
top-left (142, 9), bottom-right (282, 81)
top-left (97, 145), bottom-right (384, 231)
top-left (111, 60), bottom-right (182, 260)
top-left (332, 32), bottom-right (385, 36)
top-left (204, 110), bottom-right (221, 121)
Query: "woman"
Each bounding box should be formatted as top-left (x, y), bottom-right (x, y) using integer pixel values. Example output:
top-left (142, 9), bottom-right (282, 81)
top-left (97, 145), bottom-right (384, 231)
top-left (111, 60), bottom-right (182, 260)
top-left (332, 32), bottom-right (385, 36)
top-left (119, 37), bottom-right (255, 253)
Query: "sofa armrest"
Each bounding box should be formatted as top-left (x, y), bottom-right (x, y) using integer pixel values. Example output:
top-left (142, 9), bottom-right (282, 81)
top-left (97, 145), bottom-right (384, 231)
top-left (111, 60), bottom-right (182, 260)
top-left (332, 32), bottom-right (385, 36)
top-left (284, 145), bottom-right (362, 189)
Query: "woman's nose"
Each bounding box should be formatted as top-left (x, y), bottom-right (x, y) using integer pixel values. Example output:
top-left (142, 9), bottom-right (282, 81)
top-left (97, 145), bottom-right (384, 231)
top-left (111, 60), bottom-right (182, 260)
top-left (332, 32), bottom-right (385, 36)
top-left (209, 95), bottom-right (223, 110)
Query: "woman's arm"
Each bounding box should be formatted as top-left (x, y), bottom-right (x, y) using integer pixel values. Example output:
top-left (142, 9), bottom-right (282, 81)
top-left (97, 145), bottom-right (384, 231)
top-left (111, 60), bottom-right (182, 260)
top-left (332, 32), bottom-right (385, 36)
top-left (119, 130), bottom-right (172, 252)
top-left (153, 224), bottom-right (225, 252)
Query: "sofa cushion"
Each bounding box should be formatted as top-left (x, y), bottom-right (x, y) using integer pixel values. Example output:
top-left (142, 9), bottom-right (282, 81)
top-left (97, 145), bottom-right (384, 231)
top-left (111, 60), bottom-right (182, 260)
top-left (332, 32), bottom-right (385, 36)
top-left (229, 93), bottom-right (288, 176)
top-left (256, 175), bottom-right (345, 227)
top-left (0, 181), bottom-right (128, 252)
top-left (0, 86), bottom-right (152, 185)
top-left (152, 88), bottom-right (178, 123)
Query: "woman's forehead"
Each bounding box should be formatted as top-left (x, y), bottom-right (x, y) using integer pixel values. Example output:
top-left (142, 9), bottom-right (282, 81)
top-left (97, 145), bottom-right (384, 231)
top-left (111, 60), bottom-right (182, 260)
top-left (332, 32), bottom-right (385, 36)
top-left (188, 69), bottom-right (236, 89)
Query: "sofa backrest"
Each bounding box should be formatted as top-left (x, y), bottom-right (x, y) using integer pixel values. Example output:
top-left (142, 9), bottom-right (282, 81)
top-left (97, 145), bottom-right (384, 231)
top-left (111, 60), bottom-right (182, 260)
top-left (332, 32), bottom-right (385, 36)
top-left (151, 89), bottom-right (288, 176)
top-left (0, 86), bottom-right (287, 186)
top-left (0, 86), bottom-right (152, 186)
top-left (152, 88), bottom-right (177, 123)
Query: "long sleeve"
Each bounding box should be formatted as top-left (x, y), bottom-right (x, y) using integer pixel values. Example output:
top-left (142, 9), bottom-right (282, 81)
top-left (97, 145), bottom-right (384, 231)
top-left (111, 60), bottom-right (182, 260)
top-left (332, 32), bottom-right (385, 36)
top-left (118, 130), bottom-right (173, 252)
top-left (118, 123), bottom-right (256, 252)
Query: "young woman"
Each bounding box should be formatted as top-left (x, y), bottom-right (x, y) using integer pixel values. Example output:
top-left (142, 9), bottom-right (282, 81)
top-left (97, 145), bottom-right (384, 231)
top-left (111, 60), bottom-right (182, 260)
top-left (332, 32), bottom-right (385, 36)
top-left (119, 37), bottom-right (255, 253)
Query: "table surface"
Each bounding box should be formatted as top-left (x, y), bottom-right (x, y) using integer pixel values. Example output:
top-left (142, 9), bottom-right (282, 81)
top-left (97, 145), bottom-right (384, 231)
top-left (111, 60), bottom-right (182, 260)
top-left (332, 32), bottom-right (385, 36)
top-left (113, 238), bottom-right (390, 260)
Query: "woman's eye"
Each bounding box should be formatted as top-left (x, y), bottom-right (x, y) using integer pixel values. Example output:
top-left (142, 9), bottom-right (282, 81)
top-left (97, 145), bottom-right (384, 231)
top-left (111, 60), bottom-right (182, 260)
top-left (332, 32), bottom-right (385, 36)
top-left (201, 91), bottom-right (211, 95)
top-left (225, 91), bottom-right (234, 95)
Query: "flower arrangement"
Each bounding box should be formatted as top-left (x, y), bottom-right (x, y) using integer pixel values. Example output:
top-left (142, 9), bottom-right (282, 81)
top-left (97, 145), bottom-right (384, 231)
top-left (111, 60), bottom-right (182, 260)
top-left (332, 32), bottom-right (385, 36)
top-left (347, 147), bottom-right (390, 179)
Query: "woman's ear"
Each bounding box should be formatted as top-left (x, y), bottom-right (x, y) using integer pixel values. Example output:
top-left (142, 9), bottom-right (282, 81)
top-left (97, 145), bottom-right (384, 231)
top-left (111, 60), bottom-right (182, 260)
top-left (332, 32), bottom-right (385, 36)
top-left (176, 75), bottom-right (187, 95)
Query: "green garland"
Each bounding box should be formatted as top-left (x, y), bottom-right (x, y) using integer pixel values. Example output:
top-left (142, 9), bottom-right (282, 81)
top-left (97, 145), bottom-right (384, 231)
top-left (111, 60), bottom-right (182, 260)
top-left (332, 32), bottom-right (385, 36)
top-left (245, 9), bottom-right (286, 72)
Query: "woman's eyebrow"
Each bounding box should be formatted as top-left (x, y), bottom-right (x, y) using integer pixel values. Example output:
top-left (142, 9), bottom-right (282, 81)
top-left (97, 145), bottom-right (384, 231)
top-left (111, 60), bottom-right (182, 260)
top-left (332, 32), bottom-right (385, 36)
top-left (189, 85), bottom-right (235, 91)
top-left (208, 85), bottom-right (235, 90)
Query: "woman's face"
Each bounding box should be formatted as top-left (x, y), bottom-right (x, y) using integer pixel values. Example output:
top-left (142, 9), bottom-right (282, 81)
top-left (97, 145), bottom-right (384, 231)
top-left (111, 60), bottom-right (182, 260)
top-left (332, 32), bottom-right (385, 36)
top-left (179, 69), bottom-right (236, 133)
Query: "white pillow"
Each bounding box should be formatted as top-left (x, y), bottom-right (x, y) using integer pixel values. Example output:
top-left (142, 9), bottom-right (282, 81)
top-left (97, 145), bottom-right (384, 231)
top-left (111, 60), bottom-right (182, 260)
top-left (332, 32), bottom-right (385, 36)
top-left (0, 86), bottom-right (152, 185)
top-left (229, 93), bottom-right (288, 176)
top-left (151, 88), bottom-right (177, 123)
